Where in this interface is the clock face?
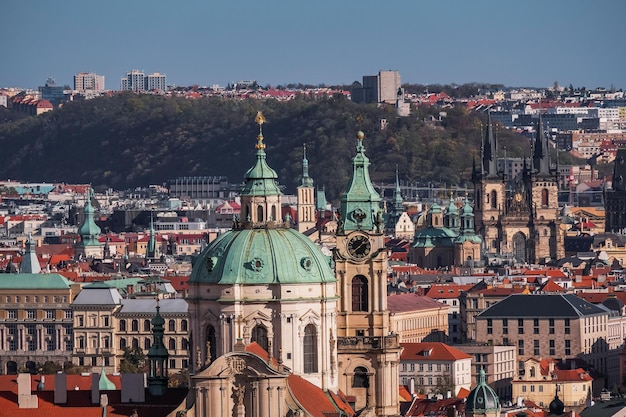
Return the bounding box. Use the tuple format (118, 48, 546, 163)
(347, 234, 371, 259)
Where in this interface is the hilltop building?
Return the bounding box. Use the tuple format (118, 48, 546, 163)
(74, 72, 105, 93)
(472, 113, 564, 264)
(352, 70, 401, 104)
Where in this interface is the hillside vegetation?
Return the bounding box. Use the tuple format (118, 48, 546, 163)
(0, 93, 535, 201)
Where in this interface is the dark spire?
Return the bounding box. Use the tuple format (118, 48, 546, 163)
(482, 112, 498, 177)
(147, 301, 169, 396)
(301, 144, 314, 187)
(533, 113, 551, 175)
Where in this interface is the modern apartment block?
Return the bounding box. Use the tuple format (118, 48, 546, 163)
(120, 70, 167, 92)
(74, 72, 105, 93)
(353, 70, 401, 104)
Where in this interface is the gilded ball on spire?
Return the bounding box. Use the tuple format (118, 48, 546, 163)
(356, 131, 365, 140)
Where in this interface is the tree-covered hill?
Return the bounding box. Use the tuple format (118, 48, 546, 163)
(0, 93, 533, 201)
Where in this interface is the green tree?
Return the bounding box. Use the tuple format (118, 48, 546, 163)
(119, 346, 146, 373)
(64, 361, 88, 375)
(38, 361, 63, 374)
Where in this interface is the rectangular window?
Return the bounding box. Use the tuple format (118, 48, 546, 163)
(503, 338, 509, 346)
(8, 309, 17, 319)
(530, 385, 535, 392)
(565, 340, 571, 356)
(534, 340, 540, 356)
(428, 364, 433, 372)
(103, 316, 110, 327)
(402, 363, 407, 372)
(46, 310, 54, 319)
(522, 385, 527, 393)
(410, 363, 415, 371)
(170, 359, 176, 369)
(549, 340, 555, 356)
(419, 364, 424, 371)
(27, 310, 36, 319)
(78, 315, 84, 327)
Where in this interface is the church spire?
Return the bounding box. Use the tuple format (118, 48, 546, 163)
(393, 165, 403, 211)
(19, 233, 41, 274)
(147, 212, 156, 259)
(339, 126, 382, 232)
(532, 113, 551, 176)
(301, 144, 313, 187)
(239, 112, 282, 226)
(482, 112, 498, 177)
(147, 301, 169, 396)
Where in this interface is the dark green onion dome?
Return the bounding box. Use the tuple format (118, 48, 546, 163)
(189, 111, 334, 285)
(549, 395, 565, 415)
(189, 227, 335, 284)
(465, 368, 500, 414)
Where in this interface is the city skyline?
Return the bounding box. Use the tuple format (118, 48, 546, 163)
(2, 0, 626, 91)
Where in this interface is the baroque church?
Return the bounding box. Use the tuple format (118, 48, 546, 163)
(187, 114, 400, 417)
(472, 113, 564, 264)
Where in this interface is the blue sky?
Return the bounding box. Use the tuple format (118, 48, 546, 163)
(2, 0, 625, 90)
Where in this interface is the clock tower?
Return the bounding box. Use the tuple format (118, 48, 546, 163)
(335, 129, 401, 417)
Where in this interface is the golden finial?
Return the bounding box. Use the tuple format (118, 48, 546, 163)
(355, 114, 365, 141)
(255, 111, 266, 149)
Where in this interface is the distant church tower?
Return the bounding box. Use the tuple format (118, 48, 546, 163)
(334, 129, 401, 416)
(472, 113, 505, 254)
(472, 114, 563, 263)
(605, 148, 626, 233)
(297, 144, 316, 233)
(74, 189, 103, 259)
(147, 214, 157, 259)
(20, 234, 41, 274)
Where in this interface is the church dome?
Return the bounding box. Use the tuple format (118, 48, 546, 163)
(465, 368, 500, 414)
(189, 227, 335, 285)
(548, 395, 565, 415)
(190, 112, 334, 286)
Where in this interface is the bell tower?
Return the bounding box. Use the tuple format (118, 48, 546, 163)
(334, 127, 401, 416)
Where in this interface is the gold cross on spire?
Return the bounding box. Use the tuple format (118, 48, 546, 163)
(255, 111, 266, 149)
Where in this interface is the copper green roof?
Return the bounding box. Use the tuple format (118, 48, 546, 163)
(412, 226, 457, 247)
(465, 368, 500, 413)
(99, 367, 116, 390)
(0, 273, 72, 289)
(240, 129, 281, 197)
(299, 144, 314, 188)
(77, 191, 102, 246)
(189, 227, 335, 285)
(339, 131, 382, 232)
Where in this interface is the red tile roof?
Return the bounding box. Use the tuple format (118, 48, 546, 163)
(425, 284, 473, 299)
(288, 374, 354, 417)
(400, 342, 472, 361)
(405, 397, 465, 416)
(387, 293, 448, 313)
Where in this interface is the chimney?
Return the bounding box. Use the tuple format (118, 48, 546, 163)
(54, 373, 67, 404)
(17, 373, 38, 408)
(91, 373, 100, 404)
(410, 378, 415, 396)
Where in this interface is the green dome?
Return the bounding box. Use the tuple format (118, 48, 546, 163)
(466, 368, 500, 414)
(412, 226, 457, 247)
(189, 227, 335, 285)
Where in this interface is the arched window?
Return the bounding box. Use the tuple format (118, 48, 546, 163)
(351, 275, 368, 312)
(513, 232, 527, 262)
(303, 324, 318, 373)
(541, 188, 549, 207)
(144, 338, 151, 350)
(206, 325, 217, 363)
(530, 366, 536, 377)
(257, 205, 264, 223)
(271, 205, 277, 222)
(490, 190, 497, 209)
(353, 366, 369, 388)
(103, 337, 110, 349)
(182, 338, 189, 350)
(169, 320, 176, 332)
(181, 320, 188, 332)
(131, 320, 138, 332)
(251, 325, 269, 352)
(169, 338, 176, 350)
(120, 338, 127, 350)
(132, 338, 139, 349)
(144, 319, 151, 332)
(120, 320, 127, 332)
